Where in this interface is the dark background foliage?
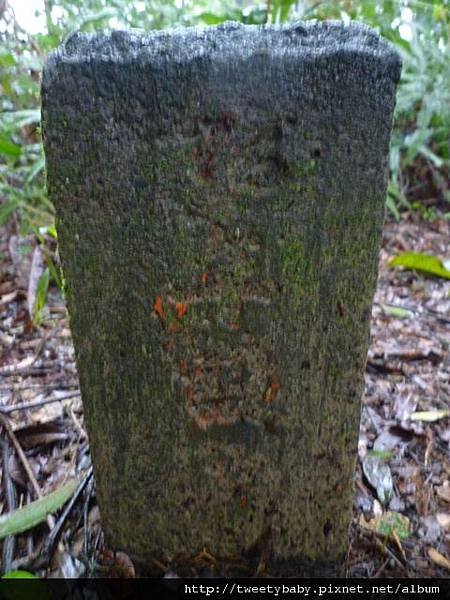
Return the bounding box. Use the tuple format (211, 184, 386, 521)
(0, 0, 449, 235)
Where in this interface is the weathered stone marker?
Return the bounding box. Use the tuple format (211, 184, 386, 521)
(42, 22, 400, 575)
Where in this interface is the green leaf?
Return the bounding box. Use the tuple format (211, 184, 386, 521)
(0, 53, 16, 67)
(0, 135, 22, 158)
(271, 0, 296, 22)
(47, 225, 57, 239)
(389, 252, 450, 280)
(0, 478, 79, 540)
(0, 199, 19, 226)
(25, 156, 45, 184)
(2, 571, 38, 579)
(197, 12, 230, 25)
(38, 225, 57, 240)
(79, 8, 118, 29)
(381, 304, 415, 319)
(385, 194, 400, 220)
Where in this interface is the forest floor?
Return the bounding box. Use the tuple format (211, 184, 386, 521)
(0, 212, 449, 578)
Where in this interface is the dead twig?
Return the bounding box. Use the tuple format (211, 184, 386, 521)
(0, 391, 80, 414)
(31, 467, 93, 571)
(374, 301, 450, 324)
(0, 415, 42, 500)
(70, 407, 85, 439)
(0, 367, 54, 377)
(374, 537, 408, 574)
(8, 472, 91, 573)
(358, 527, 411, 576)
(373, 556, 390, 578)
(83, 477, 95, 557)
(0, 412, 58, 541)
(0, 334, 47, 376)
(1, 438, 17, 572)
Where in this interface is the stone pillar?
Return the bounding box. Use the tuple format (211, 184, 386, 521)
(42, 22, 400, 575)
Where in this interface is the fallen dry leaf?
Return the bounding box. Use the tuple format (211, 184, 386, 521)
(436, 486, 450, 503)
(363, 454, 393, 504)
(428, 547, 450, 571)
(436, 513, 450, 530)
(410, 410, 449, 422)
(8, 234, 35, 289)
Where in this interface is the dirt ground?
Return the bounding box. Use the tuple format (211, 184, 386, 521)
(0, 212, 449, 578)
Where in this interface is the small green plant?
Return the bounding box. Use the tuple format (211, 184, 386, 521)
(0, 0, 448, 231)
(33, 267, 50, 325)
(377, 511, 410, 540)
(2, 571, 38, 579)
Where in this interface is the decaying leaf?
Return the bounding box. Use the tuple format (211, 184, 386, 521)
(0, 355, 35, 375)
(363, 454, 393, 504)
(373, 426, 413, 453)
(436, 485, 450, 503)
(436, 513, 450, 530)
(410, 410, 449, 422)
(389, 252, 450, 280)
(393, 393, 418, 422)
(8, 235, 35, 289)
(27, 245, 45, 321)
(428, 548, 450, 571)
(15, 420, 70, 450)
(98, 549, 136, 578)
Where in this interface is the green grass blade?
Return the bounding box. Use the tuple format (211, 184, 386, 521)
(0, 478, 80, 540)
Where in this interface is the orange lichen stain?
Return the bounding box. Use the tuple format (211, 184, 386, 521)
(183, 384, 194, 402)
(214, 463, 225, 485)
(194, 365, 204, 378)
(162, 340, 173, 353)
(169, 321, 181, 333)
(153, 295, 166, 320)
(192, 549, 217, 566)
(187, 406, 238, 431)
(337, 300, 347, 317)
(264, 374, 281, 403)
(180, 360, 188, 375)
(175, 302, 188, 320)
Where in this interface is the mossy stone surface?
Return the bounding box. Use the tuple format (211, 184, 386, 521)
(41, 22, 400, 575)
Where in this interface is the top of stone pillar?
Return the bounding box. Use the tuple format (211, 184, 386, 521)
(44, 21, 401, 83)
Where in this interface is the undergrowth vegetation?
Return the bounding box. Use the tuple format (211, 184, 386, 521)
(0, 0, 448, 232)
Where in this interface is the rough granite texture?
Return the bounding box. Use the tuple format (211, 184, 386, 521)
(41, 22, 401, 575)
